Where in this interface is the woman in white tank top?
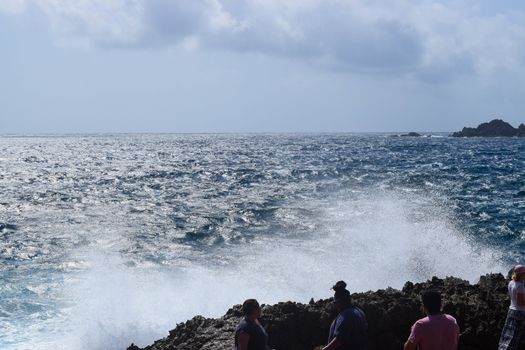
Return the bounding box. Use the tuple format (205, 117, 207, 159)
(498, 265, 525, 350)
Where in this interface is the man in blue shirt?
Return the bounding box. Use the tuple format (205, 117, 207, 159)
(323, 281, 368, 350)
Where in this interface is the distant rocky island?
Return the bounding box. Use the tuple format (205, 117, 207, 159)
(128, 274, 509, 350)
(401, 132, 422, 137)
(451, 119, 525, 137)
(390, 132, 425, 137)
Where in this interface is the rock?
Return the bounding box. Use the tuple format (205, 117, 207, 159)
(518, 123, 525, 137)
(0, 223, 17, 231)
(400, 132, 422, 137)
(128, 274, 510, 350)
(451, 119, 523, 137)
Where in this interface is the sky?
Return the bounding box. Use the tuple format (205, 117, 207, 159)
(2, 0, 525, 133)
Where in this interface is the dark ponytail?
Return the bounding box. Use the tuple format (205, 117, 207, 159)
(332, 280, 351, 303)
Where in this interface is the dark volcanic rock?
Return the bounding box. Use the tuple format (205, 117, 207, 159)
(0, 222, 17, 231)
(518, 123, 525, 137)
(451, 119, 523, 137)
(400, 132, 422, 137)
(128, 274, 509, 350)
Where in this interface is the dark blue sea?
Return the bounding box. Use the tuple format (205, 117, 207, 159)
(1, 134, 524, 349)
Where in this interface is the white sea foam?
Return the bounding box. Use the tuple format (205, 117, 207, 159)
(5, 190, 506, 350)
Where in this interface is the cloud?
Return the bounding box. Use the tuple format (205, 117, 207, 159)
(0, 0, 27, 14)
(11, 0, 525, 80)
(31, 0, 145, 47)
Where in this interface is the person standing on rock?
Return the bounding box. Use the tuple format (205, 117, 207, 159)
(404, 290, 459, 350)
(498, 265, 525, 350)
(322, 281, 368, 350)
(234, 299, 270, 350)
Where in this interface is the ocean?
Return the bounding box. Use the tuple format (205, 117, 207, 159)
(0, 134, 523, 349)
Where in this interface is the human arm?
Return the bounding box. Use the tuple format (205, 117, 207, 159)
(323, 313, 350, 350)
(404, 321, 420, 350)
(322, 337, 343, 350)
(237, 332, 250, 350)
(517, 292, 525, 306)
(404, 340, 417, 350)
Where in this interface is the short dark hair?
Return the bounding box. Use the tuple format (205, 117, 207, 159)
(242, 299, 260, 316)
(421, 290, 442, 314)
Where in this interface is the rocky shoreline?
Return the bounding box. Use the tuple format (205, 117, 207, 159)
(128, 274, 510, 350)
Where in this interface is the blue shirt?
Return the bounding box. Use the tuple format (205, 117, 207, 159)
(234, 317, 269, 350)
(328, 305, 368, 350)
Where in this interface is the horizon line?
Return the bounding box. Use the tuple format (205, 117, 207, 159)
(0, 131, 454, 136)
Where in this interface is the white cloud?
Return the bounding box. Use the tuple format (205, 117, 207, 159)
(0, 0, 27, 14)
(11, 0, 525, 80)
(34, 0, 145, 46)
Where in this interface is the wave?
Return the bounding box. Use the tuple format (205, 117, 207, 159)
(3, 190, 506, 350)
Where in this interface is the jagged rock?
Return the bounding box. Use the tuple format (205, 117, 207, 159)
(451, 119, 523, 137)
(518, 123, 525, 137)
(128, 274, 510, 350)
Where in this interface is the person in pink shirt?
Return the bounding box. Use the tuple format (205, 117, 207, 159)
(404, 290, 459, 350)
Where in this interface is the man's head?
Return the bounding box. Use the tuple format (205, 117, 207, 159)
(421, 290, 442, 315)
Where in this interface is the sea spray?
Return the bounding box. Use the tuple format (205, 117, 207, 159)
(1, 134, 521, 350)
(13, 190, 504, 350)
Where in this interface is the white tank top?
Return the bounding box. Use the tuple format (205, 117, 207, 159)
(509, 280, 525, 311)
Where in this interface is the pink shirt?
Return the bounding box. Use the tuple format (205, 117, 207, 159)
(408, 314, 459, 350)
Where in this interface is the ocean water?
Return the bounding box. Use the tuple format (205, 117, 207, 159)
(0, 134, 524, 349)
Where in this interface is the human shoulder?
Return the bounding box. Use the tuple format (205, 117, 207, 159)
(443, 314, 459, 326)
(413, 316, 430, 326)
(510, 280, 525, 287)
(443, 314, 460, 334)
(340, 305, 366, 320)
(408, 317, 430, 344)
(510, 280, 525, 293)
(410, 316, 430, 334)
(236, 318, 252, 332)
